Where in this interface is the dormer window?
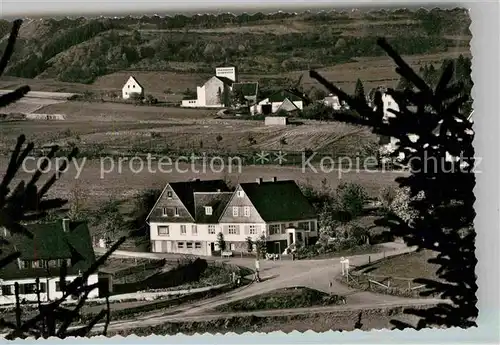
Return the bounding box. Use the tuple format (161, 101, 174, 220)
(205, 206, 213, 215)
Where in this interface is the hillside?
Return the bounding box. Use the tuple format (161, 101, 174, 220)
(0, 8, 471, 89)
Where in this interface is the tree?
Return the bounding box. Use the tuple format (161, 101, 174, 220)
(310, 37, 476, 329)
(0, 19, 124, 339)
(354, 78, 366, 102)
(255, 234, 267, 259)
(246, 237, 254, 253)
(216, 232, 226, 253)
(88, 199, 126, 247)
(67, 181, 88, 221)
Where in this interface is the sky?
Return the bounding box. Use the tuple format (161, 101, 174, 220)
(0, 0, 459, 19)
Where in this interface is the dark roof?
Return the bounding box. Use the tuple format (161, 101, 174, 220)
(0, 220, 96, 280)
(215, 76, 235, 86)
(193, 192, 233, 223)
(232, 82, 258, 97)
(239, 180, 317, 222)
(170, 179, 231, 217)
(268, 89, 306, 103)
(129, 76, 144, 90)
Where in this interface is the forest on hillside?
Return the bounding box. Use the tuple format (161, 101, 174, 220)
(0, 8, 471, 84)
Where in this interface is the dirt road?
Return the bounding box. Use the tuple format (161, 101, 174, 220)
(87, 244, 446, 334)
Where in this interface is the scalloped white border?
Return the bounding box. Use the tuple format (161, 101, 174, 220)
(1, 1, 498, 344)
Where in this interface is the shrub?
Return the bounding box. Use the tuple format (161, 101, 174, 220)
(335, 182, 368, 219)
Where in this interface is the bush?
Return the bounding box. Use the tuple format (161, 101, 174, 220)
(335, 182, 368, 219)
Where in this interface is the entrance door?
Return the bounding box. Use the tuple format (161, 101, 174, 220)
(274, 242, 281, 254)
(288, 233, 294, 245)
(210, 242, 215, 253)
(165, 241, 172, 252)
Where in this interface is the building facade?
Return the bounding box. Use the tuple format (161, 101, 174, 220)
(0, 220, 99, 305)
(250, 89, 306, 115)
(122, 76, 144, 100)
(147, 178, 318, 256)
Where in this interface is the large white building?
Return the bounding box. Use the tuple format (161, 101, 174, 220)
(122, 76, 144, 100)
(147, 178, 318, 256)
(0, 219, 99, 305)
(181, 67, 258, 108)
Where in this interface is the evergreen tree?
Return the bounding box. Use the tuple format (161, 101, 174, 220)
(354, 78, 366, 101)
(310, 37, 477, 329)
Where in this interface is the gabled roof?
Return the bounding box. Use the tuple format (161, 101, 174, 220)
(239, 180, 317, 222)
(167, 179, 230, 218)
(125, 76, 144, 90)
(268, 89, 306, 103)
(193, 192, 233, 223)
(215, 76, 235, 86)
(276, 98, 300, 113)
(0, 220, 96, 280)
(232, 82, 259, 97)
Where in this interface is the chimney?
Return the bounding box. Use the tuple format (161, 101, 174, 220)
(272, 177, 277, 182)
(256, 177, 263, 184)
(62, 218, 70, 232)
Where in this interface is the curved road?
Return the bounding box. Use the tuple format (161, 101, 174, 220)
(88, 243, 446, 334)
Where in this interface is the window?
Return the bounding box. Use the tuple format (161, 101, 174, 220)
(1, 285, 13, 295)
(128, 85, 130, 88)
(244, 206, 250, 217)
(237, 190, 244, 198)
(310, 221, 316, 231)
(249, 225, 257, 235)
(269, 224, 281, 235)
(192, 225, 198, 235)
(230, 243, 236, 250)
(180, 225, 186, 235)
(158, 226, 169, 236)
(195, 242, 201, 249)
(162, 207, 168, 216)
(32, 260, 40, 268)
(174, 207, 179, 216)
(299, 222, 310, 231)
(125, 92, 128, 95)
(178, 242, 184, 248)
(55, 280, 70, 292)
(167, 191, 173, 199)
(19, 283, 36, 295)
(205, 206, 213, 215)
(228, 225, 237, 235)
(232, 207, 239, 217)
(186, 242, 193, 249)
(208, 225, 216, 234)
(132, 84, 135, 88)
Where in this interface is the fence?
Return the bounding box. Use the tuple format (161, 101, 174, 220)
(342, 271, 428, 298)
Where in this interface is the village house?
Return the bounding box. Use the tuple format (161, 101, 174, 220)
(250, 89, 308, 116)
(122, 76, 144, 100)
(320, 94, 342, 110)
(147, 178, 318, 256)
(0, 219, 99, 305)
(181, 67, 259, 108)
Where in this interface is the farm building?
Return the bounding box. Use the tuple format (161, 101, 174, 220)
(231, 82, 259, 105)
(0, 219, 99, 305)
(122, 76, 144, 100)
(265, 116, 288, 126)
(320, 94, 342, 110)
(182, 66, 238, 108)
(250, 89, 307, 116)
(146, 178, 318, 257)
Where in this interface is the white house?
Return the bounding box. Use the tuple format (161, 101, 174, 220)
(146, 178, 318, 256)
(122, 76, 144, 100)
(182, 67, 239, 108)
(250, 89, 306, 116)
(0, 219, 99, 305)
(321, 94, 342, 110)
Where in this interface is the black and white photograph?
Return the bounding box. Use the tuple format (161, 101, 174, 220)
(0, 3, 486, 340)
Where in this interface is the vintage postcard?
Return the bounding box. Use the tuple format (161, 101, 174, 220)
(0, 5, 477, 339)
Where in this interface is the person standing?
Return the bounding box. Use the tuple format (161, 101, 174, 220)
(255, 259, 261, 282)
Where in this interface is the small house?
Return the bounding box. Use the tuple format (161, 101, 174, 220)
(250, 89, 307, 116)
(0, 219, 99, 305)
(122, 76, 144, 100)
